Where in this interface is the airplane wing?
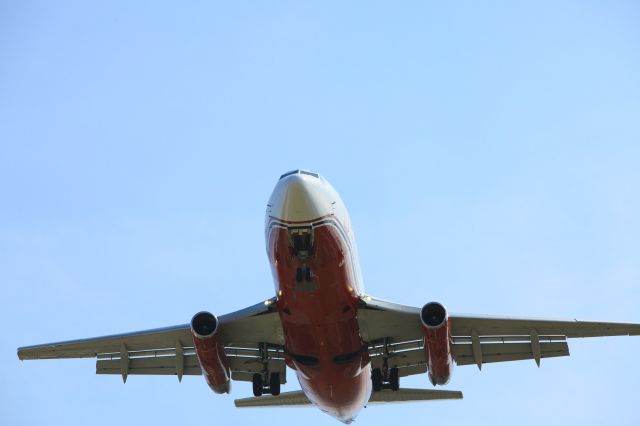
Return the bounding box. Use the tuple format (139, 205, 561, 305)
(358, 296, 640, 375)
(17, 298, 286, 383)
(234, 388, 463, 408)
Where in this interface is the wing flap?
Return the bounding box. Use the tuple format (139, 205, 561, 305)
(97, 355, 202, 376)
(95, 347, 287, 382)
(368, 340, 569, 372)
(369, 346, 428, 377)
(370, 347, 425, 369)
(453, 341, 569, 366)
(96, 347, 287, 384)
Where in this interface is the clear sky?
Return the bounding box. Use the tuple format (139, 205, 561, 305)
(2, 1, 639, 425)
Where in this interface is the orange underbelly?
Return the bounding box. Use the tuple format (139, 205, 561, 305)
(268, 223, 371, 421)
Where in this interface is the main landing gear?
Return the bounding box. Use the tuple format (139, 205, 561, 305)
(252, 372, 281, 397)
(252, 343, 281, 397)
(371, 367, 400, 392)
(371, 338, 400, 392)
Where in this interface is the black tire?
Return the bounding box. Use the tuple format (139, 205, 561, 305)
(371, 368, 383, 392)
(389, 367, 400, 391)
(270, 373, 281, 396)
(295, 268, 303, 283)
(252, 373, 263, 397)
(305, 267, 312, 282)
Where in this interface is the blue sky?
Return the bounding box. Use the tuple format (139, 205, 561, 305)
(2, 1, 639, 425)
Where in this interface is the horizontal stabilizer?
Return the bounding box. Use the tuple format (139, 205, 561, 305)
(235, 391, 310, 407)
(234, 388, 463, 408)
(369, 388, 463, 404)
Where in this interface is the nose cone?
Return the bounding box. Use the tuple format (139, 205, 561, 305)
(268, 172, 333, 222)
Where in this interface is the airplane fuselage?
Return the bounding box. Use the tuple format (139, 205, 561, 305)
(265, 171, 371, 423)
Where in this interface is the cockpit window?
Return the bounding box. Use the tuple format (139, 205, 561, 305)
(279, 170, 299, 180)
(300, 170, 319, 178)
(279, 169, 320, 180)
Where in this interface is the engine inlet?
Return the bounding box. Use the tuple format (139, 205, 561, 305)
(420, 302, 447, 328)
(191, 311, 219, 338)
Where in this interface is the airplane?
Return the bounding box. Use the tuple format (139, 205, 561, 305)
(18, 169, 640, 424)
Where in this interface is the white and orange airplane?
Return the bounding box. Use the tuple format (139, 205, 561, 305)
(18, 170, 640, 423)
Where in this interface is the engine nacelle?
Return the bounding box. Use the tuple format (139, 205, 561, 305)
(420, 302, 453, 386)
(191, 311, 231, 394)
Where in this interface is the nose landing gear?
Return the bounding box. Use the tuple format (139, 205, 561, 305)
(290, 228, 313, 259)
(295, 267, 313, 283)
(291, 227, 316, 292)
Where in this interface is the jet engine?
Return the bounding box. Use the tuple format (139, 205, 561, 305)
(191, 311, 231, 394)
(420, 302, 453, 386)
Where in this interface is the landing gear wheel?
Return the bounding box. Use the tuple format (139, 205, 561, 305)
(295, 268, 303, 283)
(371, 368, 383, 392)
(270, 373, 281, 396)
(252, 373, 263, 397)
(389, 367, 400, 391)
(304, 267, 312, 282)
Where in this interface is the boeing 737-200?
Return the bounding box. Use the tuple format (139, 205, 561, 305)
(17, 170, 640, 423)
